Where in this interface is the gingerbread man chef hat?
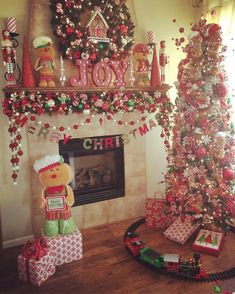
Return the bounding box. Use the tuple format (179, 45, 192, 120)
(33, 154, 63, 173)
(33, 36, 53, 48)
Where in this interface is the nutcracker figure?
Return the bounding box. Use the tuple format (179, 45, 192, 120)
(159, 40, 168, 84)
(1, 30, 16, 86)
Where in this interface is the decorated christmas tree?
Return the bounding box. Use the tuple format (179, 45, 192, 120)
(165, 20, 234, 231)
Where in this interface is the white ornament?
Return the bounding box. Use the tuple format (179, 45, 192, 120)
(83, 109, 90, 115)
(47, 99, 55, 107)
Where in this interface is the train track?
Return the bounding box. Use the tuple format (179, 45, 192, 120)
(124, 217, 235, 282)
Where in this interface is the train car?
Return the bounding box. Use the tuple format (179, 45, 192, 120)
(125, 232, 144, 256)
(163, 254, 179, 272)
(124, 230, 208, 280)
(139, 247, 164, 268)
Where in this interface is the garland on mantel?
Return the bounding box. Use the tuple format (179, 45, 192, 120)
(2, 88, 174, 184)
(2, 89, 171, 116)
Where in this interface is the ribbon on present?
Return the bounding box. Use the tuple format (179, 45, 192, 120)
(22, 238, 48, 261)
(225, 196, 235, 215)
(22, 238, 48, 283)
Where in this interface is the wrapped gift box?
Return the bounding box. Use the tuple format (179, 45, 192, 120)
(164, 216, 200, 245)
(226, 198, 235, 216)
(45, 229, 83, 266)
(192, 229, 224, 257)
(145, 195, 173, 229)
(18, 251, 55, 286)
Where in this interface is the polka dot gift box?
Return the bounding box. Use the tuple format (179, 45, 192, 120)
(164, 216, 200, 245)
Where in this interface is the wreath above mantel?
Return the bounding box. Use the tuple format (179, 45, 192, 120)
(49, 0, 135, 63)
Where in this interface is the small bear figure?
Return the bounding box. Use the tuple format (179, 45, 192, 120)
(33, 36, 56, 87)
(33, 154, 76, 237)
(133, 43, 150, 86)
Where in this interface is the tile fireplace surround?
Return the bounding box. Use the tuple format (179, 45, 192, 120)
(29, 111, 147, 236)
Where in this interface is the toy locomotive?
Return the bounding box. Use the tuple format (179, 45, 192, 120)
(124, 232, 208, 280)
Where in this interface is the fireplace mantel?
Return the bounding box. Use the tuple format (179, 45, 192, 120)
(3, 85, 170, 94)
(2, 85, 171, 117)
(2, 84, 173, 185)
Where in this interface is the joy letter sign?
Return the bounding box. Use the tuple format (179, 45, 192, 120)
(69, 59, 130, 88)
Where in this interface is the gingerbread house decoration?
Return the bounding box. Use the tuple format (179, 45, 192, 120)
(86, 6, 109, 43)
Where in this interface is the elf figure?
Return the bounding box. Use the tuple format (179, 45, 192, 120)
(33, 154, 76, 237)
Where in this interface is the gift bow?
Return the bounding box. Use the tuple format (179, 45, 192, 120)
(22, 238, 48, 261)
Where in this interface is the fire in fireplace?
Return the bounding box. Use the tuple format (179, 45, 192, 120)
(59, 135, 125, 206)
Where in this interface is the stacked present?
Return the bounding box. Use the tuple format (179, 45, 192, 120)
(45, 229, 83, 266)
(164, 216, 200, 245)
(18, 238, 56, 287)
(18, 229, 83, 287)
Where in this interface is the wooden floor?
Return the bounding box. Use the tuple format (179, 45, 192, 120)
(0, 218, 235, 294)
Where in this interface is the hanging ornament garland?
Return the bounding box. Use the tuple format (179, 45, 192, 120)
(2, 89, 171, 116)
(49, 0, 135, 63)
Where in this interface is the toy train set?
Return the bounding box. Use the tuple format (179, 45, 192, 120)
(124, 218, 235, 282)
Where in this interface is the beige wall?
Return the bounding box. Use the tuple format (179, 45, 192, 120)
(0, 0, 199, 247)
(133, 0, 196, 197)
(0, 0, 34, 248)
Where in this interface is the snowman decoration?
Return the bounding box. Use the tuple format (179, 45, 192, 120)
(33, 154, 76, 237)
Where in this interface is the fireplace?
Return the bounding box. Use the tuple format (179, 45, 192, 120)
(59, 135, 125, 206)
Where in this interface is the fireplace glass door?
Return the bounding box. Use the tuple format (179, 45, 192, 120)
(59, 135, 125, 206)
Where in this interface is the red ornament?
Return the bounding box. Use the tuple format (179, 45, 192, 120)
(59, 126, 65, 132)
(223, 168, 234, 181)
(16, 134, 22, 141)
(66, 26, 75, 35)
(102, 102, 109, 111)
(18, 150, 23, 156)
(76, 30, 83, 38)
(213, 83, 228, 98)
(112, 52, 119, 60)
(179, 27, 184, 33)
(12, 173, 17, 180)
(195, 146, 207, 158)
(65, 0, 73, 9)
(90, 53, 97, 62)
(73, 50, 81, 60)
(119, 25, 128, 34)
(73, 124, 78, 129)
